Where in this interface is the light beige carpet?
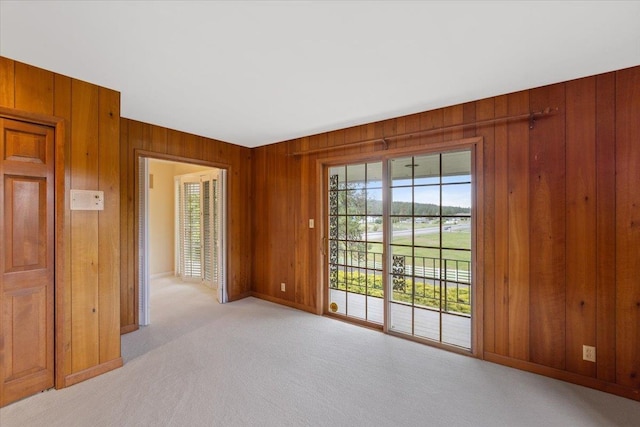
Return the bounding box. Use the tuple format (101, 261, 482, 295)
(1, 277, 639, 426)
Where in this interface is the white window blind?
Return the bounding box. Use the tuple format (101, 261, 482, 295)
(176, 173, 219, 288)
(181, 181, 202, 279)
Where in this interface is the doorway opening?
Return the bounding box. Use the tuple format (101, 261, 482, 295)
(138, 157, 227, 326)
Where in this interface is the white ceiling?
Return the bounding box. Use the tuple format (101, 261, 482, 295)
(1, 1, 639, 148)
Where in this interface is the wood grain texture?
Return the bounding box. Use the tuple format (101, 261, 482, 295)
(149, 125, 168, 154)
(476, 97, 496, 354)
(420, 109, 444, 146)
(97, 87, 121, 363)
(15, 62, 54, 116)
(70, 79, 100, 372)
(443, 105, 464, 142)
(251, 146, 267, 296)
(565, 77, 597, 376)
(595, 72, 616, 383)
(0, 57, 15, 108)
(463, 102, 477, 139)
(506, 91, 530, 361)
(529, 84, 566, 369)
(492, 95, 510, 356)
(615, 67, 640, 390)
(53, 73, 73, 385)
(119, 119, 134, 333)
(294, 137, 311, 307)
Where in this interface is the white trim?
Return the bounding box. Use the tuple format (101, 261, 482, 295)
(217, 169, 228, 303)
(139, 157, 150, 326)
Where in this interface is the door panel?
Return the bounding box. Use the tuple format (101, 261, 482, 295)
(327, 162, 384, 324)
(4, 177, 47, 272)
(0, 118, 54, 407)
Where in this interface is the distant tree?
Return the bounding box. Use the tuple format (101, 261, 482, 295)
(337, 186, 368, 261)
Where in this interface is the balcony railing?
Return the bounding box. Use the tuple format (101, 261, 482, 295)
(330, 250, 471, 317)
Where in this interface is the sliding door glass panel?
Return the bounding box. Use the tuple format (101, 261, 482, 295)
(388, 150, 472, 349)
(328, 162, 383, 324)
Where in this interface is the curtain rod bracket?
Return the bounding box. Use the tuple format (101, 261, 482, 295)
(382, 138, 389, 150)
(530, 107, 557, 129)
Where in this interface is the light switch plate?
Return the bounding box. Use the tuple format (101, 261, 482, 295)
(71, 189, 104, 211)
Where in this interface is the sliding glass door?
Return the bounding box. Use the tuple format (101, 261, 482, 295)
(327, 162, 384, 323)
(326, 148, 473, 350)
(388, 151, 472, 348)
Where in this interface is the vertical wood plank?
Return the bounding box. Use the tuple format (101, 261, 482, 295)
(14, 62, 54, 115)
(506, 91, 530, 361)
(53, 73, 72, 383)
(275, 143, 292, 299)
(295, 137, 310, 307)
(399, 113, 421, 151)
(70, 80, 100, 372)
(595, 73, 616, 383)
(181, 133, 203, 159)
(615, 67, 640, 390)
(0, 57, 15, 108)
(421, 109, 444, 145)
(476, 98, 496, 354)
(463, 102, 477, 138)
(127, 120, 137, 327)
(443, 104, 464, 141)
(288, 143, 300, 302)
(251, 146, 267, 296)
(565, 77, 597, 376)
(493, 95, 510, 356)
(166, 129, 183, 157)
(98, 88, 120, 363)
(393, 117, 406, 150)
(529, 83, 566, 369)
(149, 125, 168, 154)
(119, 119, 132, 332)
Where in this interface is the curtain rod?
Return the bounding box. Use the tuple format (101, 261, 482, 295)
(288, 107, 558, 156)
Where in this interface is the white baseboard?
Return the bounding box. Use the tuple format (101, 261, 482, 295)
(150, 271, 175, 280)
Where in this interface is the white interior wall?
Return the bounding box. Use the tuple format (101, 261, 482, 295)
(148, 159, 218, 276)
(148, 161, 176, 276)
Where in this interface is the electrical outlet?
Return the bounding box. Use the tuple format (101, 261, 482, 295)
(280, 283, 286, 292)
(309, 219, 314, 228)
(583, 345, 596, 362)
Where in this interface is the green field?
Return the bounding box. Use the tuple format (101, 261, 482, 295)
(391, 231, 471, 266)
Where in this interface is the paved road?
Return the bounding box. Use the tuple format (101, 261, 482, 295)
(367, 223, 470, 240)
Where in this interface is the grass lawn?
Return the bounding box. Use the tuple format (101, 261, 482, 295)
(391, 231, 471, 264)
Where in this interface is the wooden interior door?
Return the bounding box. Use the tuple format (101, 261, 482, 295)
(0, 118, 55, 407)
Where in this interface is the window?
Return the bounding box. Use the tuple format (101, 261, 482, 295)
(175, 173, 219, 287)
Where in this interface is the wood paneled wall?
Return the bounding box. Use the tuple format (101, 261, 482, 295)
(119, 119, 252, 333)
(250, 65, 640, 401)
(0, 57, 122, 386)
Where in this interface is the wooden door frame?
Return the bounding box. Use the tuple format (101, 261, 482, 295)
(0, 106, 67, 389)
(132, 150, 231, 328)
